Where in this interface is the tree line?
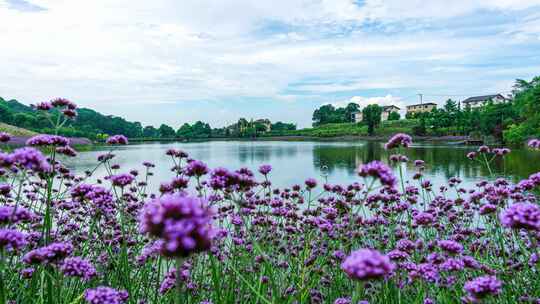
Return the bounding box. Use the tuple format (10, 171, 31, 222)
(309, 76, 540, 144)
(0, 97, 296, 140)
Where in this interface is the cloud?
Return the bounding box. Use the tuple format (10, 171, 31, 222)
(0, 0, 539, 127)
(332, 95, 405, 111)
(5, 0, 46, 12)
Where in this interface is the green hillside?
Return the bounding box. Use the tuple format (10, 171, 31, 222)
(0, 122, 37, 137)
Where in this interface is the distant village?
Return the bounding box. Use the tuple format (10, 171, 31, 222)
(351, 94, 508, 123)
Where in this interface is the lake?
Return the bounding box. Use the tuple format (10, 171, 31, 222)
(62, 140, 540, 191)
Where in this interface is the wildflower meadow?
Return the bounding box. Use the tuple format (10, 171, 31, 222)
(2, 99, 540, 304)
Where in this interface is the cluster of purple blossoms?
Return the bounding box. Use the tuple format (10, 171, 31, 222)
(0, 132, 11, 143)
(26, 134, 69, 146)
(71, 184, 115, 215)
(0, 206, 35, 224)
(492, 148, 511, 156)
(7, 147, 51, 172)
(56, 146, 77, 157)
(500, 203, 540, 231)
(184, 160, 209, 177)
(139, 193, 214, 257)
(109, 173, 135, 188)
(50, 97, 77, 110)
(305, 178, 317, 189)
(23, 242, 73, 265)
(258, 164, 272, 175)
(438, 240, 463, 254)
(341, 249, 395, 281)
(384, 133, 412, 150)
(60, 257, 97, 281)
(528, 138, 540, 149)
(84, 287, 128, 304)
(0, 229, 27, 251)
(106, 135, 129, 145)
(166, 149, 188, 158)
(358, 161, 397, 188)
(464, 276, 502, 299)
(33, 101, 53, 111)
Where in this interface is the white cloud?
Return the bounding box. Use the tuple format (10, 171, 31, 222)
(0, 0, 539, 127)
(331, 94, 406, 114)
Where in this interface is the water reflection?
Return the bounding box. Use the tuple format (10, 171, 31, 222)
(62, 140, 540, 191)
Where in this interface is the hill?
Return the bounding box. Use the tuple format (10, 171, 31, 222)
(0, 122, 37, 137)
(0, 97, 144, 140)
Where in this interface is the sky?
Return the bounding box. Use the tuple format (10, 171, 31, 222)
(1, 0, 540, 128)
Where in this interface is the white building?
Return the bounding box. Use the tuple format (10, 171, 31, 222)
(462, 94, 507, 108)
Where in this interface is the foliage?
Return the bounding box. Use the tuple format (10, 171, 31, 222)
(362, 104, 382, 135)
(312, 103, 359, 126)
(387, 111, 400, 121)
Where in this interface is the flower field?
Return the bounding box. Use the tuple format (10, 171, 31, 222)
(2, 100, 540, 303)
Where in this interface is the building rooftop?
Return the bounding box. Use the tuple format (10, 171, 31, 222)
(406, 102, 437, 108)
(462, 94, 506, 104)
(383, 105, 400, 110)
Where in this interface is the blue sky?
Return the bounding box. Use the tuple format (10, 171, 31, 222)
(1, 0, 540, 128)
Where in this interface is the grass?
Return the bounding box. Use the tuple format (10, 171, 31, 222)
(0, 122, 37, 137)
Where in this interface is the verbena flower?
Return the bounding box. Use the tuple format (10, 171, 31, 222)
(0, 206, 35, 224)
(139, 193, 214, 257)
(60, 257, 97, 281)
(500, 203, 540, 231)
(23, 242, 73, 265)
(464, 276, 502, 299)
(0, 229, 27, 251)
(258, 164, 272, 175)
(341, 249, 395, 280)
(358, 161, 397, 188)
(9, 147, 51, 172)
(110, 173, 135, 188)
(106, 135, 129, 145)
(84, 286, 128, 304)
(184, 160, 209, 177)
(528, 139, 540, 149)
(0, 132, 11, 143)
(26, 134, 69, 146)
(384, 133, 412, 150)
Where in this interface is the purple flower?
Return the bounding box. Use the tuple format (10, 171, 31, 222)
(464, 276, 502, 299)
(466, 152, 477, 160)
(110, 173, 135, 188)
(60, 257, 97, 281)
(341, 249, 395, 280)
(500, 203, 540, 231)
(358, 161, 396, 188)
(0, 229, 27, 251)
(51, 97, 77, 109)
(438, 240, 463, 254)
(305, 178, 317, 189)
(0, 206, 35, 224)
(184, 160, 209, 177)
(106, 135, 129, 145)
(23, 242, 73, 265)
(56, 146, 77, 157)
(139, 193, 214, 257)
(528, 139, 540, 149)
(9, 147, 51, 172)
(84, 287, 128, 304)
(478, 145, 490, 153)
(384, 133, 412, 150)
(26, 134, 69, 146)
(258, 164, 272, 175)
(33, 101, 53, 111)
(0, 132, 11, 143)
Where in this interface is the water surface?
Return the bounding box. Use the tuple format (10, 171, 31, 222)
(62, 140, 540, 191)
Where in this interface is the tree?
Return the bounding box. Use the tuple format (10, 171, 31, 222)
(362, 104, 382, 136)
(143, 126, 159, 138)
(387, 111, 400, 121)
(158, 124, 176, 138)
(176, 123, 193, 138)
(344, 103, 360, 123)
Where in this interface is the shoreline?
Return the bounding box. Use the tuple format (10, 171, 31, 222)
(128, 135, 472, 143)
